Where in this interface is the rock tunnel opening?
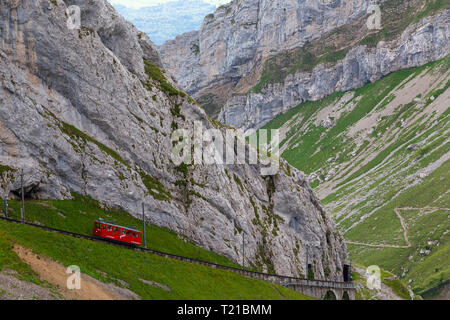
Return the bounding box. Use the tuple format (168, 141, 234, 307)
(10, 182, 41, 200)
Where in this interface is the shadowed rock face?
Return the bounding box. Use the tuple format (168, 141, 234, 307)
(159, 0, 373, 117)
(0, 0, 347, 279)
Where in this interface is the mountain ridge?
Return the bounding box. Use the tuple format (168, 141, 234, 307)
(158, 0, 449, 133)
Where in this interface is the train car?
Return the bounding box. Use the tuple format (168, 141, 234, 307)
(93, 219, 142, 246)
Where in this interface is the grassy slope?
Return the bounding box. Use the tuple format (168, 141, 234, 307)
(351, 263, 413, 300)
(0, 220, 312, 300)
(4, 193, 239, 268)
(347, 161, 450, 295)
(255, 65, 424, 174)
(253, 57, 450, 296)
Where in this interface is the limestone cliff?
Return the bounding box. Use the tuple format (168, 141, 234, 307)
(0, 0, 346, 279)
(159, 0, 373, 117)
(219, 10, 450, 135)
(159, 0, 449, 135)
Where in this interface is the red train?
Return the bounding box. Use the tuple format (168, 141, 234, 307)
(93, 219, 142, 246)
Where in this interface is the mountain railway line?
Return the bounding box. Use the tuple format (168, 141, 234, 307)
(0, 216, 356, 299)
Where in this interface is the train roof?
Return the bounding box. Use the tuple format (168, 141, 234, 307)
(95, 219, 140, 232)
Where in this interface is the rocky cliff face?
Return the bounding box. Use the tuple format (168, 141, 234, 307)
(0, 0, 346, 279)
(159, 0, 449, 135)
(219, 10, 450, 135)
(159, 0, 372, 117)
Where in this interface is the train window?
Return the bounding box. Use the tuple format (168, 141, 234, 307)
(114, 227, 119, 233)
(133, 232, 137, 237)
(126, 231, 132, 236)
(107, 226, 112, 231)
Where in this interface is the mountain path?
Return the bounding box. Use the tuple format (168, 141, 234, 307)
(346, 207, 449, 249)
(13, 244, 139, 300)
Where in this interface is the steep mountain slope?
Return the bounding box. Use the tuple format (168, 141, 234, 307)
(0, 195, 313, 300)
(0, 0, 346, 280)
(156, 0, 449, 298)
(252, 56, 449, 296)
(0, 220, 312, 300)
(4, 194, 241, 267)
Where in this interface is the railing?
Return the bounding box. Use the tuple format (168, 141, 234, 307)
(281, 279, 356, 289)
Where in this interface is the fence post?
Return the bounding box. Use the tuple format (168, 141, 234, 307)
(20, 169, 25, 223)
(242, 232, 245, 270)
(142, 202, 146, 248)
(3, 198, 7, 218)
(306, 245, 309, 279)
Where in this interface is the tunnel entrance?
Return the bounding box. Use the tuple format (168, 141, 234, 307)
(342, 291, 350, 300)
(10, 182, 41, 200)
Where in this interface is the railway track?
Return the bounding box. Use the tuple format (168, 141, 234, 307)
(0, 216, 354, 289)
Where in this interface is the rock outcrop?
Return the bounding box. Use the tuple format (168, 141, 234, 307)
(218, 11, 450, 135)
(159, 0, 373, 117)
(0, 0, 346, 279)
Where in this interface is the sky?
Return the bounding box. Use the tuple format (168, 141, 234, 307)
(109, 0, 232, 9)
(108, 0, 234, 44)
